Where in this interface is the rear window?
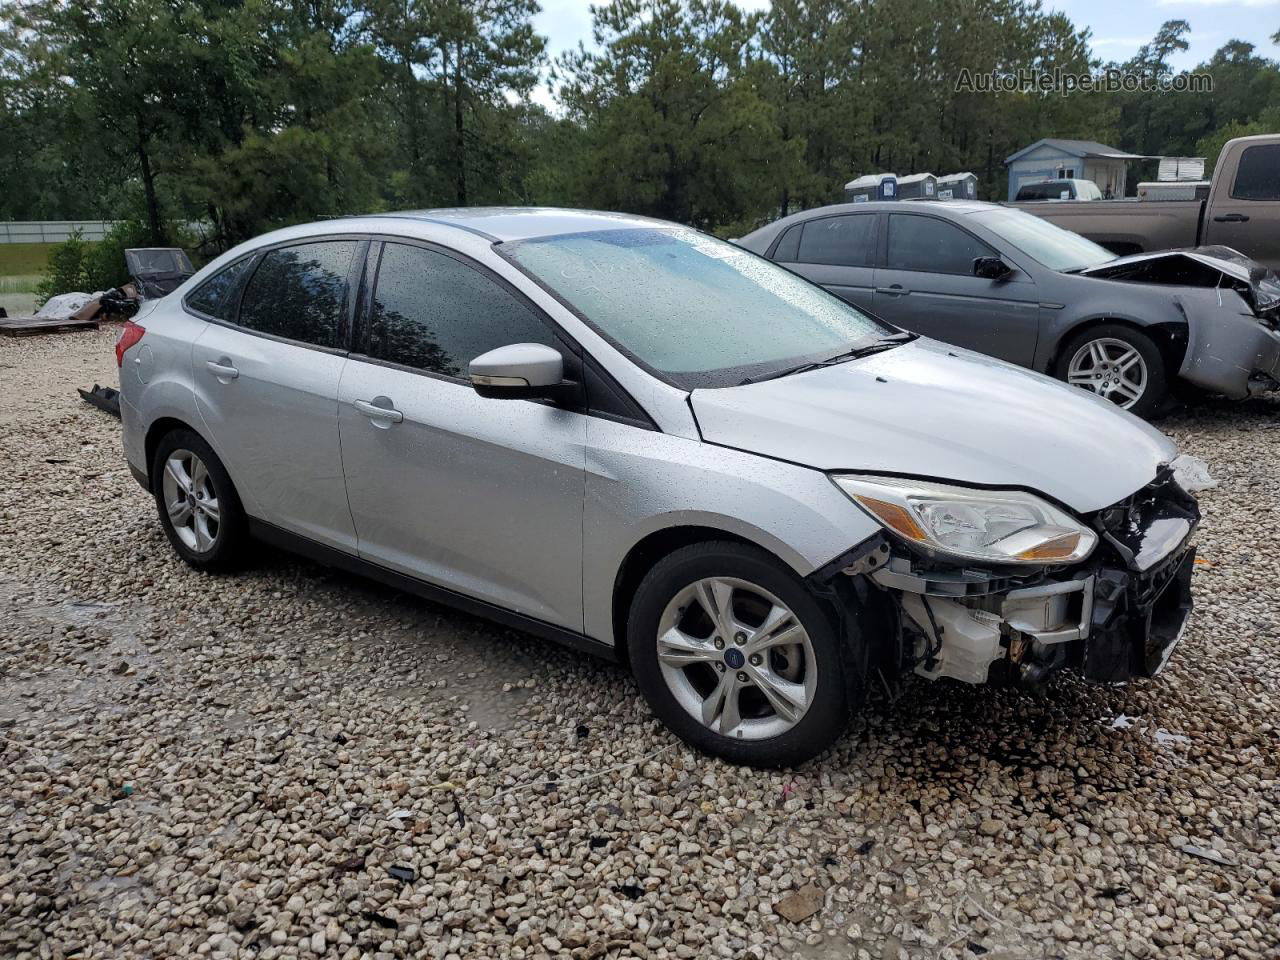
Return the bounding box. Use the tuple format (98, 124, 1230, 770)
(1231, 144, 1280, 201)
(795, 215, 876, 267)
(236, 240, 358, 348)
(185, 257, 253, 321)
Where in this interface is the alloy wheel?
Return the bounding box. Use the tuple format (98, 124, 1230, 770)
(161, 449, 221, 554)
(656, 577, 816, 741)
(1067, 337, 1148, 409)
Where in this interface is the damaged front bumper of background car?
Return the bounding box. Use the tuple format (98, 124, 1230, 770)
(1080, 245, 1280, 399)
(826, 464, 1200, 689)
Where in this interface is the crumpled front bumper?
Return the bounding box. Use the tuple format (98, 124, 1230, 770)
(855, 470, 1199, 687)
(1176, 290, 1280, 398)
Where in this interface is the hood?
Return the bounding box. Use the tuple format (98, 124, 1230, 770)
(690, 339, 1176, 514)
(1080, 245, 1280, 319)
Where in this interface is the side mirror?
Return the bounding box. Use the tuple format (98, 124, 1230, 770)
(469, 342, 565, 400)
(973, 256, 1013, 280)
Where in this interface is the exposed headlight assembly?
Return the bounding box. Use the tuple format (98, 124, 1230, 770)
(832, 475, 1097, 565)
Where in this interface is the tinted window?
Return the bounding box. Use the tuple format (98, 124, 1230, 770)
(237, 241, 356, 348)
(771, 224, 801, 262)
(364, 242, 557, 378)
(1231, 145, 1280, 200)
(185, 257, 253, 320)
(796, 215, 876, 267)
(886, 215, 996, 275)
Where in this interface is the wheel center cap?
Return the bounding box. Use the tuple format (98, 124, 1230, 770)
(723, 648, 745, 670)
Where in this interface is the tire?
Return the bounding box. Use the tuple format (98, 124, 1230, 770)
(151, 428, 249, 572)
(1055, 324, 1168, 419)
(626, 541, 857, 768)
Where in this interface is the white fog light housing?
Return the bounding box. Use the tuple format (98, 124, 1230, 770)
(832, 475, 1098, 565)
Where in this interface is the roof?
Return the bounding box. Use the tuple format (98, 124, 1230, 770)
(369, 207, 672, 242)
(1005, 138, 1144, 165)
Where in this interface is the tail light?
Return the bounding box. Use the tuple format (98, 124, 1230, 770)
(115, 321, 145, 367)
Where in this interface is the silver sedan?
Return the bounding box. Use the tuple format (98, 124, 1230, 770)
(116, 208, 1200, 766)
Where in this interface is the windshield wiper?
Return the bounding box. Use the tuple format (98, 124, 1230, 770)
(739, 332, 915, 386)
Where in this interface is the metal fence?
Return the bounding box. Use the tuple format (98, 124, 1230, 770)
(0, 221, 123, 243)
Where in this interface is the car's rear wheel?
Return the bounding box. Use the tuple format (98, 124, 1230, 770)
(152, 429, 248, 572)
(627, 541, 855, 767)
(1057, 324, 1167, 419)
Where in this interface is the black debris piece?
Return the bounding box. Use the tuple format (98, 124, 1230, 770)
(77, 384, 121, 419)
(615, 883, 645, 900)
(387, 864, 416, 884)
(362, 911, 398, 930)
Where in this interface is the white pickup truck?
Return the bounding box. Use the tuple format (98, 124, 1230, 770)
(1009, 134, 1280, 271)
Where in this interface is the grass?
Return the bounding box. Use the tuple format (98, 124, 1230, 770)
(0, 274, 41, 294)
(0, 242, 58, 277)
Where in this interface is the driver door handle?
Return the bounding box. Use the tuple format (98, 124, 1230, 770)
(353, 398, 403, 423)
(1212, 213, 1249, 223)
(876, 285, 910, 296)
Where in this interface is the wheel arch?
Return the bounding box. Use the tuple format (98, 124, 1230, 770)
(611, 525, 785, 665)
(1048, 314, 1187, 377)
(143, 417, 206, 492)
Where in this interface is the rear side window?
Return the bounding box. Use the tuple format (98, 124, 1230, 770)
(796, 215, 876, 267)
(361, 242, 558, 378)
(885, 215, 996, 275)
(1231, 144, 1280, 200)
(237, 240, 358, 348)
(185, 257, 253, 320)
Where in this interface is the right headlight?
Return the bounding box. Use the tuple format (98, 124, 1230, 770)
(832, 475, 1098, 566)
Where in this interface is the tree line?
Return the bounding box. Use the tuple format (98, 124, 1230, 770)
(2, 0, 1278, 252)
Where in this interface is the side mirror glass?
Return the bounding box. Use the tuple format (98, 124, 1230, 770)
(973, 256, 1013, 280)
(469, 342, 565, 400)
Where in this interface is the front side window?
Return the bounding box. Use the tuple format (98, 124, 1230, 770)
(237, 240, 358, 349)
(796, 215, 876, 267)
(885, 215, 997, 275)
(1231, 144, 1280, 200)
(362, 242, 557, 378)
(504, 227, 890, 389)
(185, 256, 253, 320)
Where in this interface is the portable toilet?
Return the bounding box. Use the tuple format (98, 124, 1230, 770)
(896, 173, 938, 200)
(844, 173, 898, 203)
(937, 172, 978, 201)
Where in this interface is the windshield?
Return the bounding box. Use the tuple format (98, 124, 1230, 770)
(503, 227, 892, 388)
(971, 207, 1115, 272)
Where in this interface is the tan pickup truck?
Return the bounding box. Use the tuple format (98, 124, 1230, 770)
(1009, 134, 1280, 271)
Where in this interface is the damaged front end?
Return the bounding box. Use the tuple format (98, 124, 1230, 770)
(833, 467, 1199, 689)
(1081, 245, 1280, 398)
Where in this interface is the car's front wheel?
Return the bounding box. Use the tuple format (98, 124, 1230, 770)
(1057, 324, 1167, 419)
(152, 429, 248, 572)
(627, 541, 856, 767)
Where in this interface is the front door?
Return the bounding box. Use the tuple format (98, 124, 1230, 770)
(191, 238, 362, 552)
(873, 212, 1041, 366)
(338, 239, 587, 631)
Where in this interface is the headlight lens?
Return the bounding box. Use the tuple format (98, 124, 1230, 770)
(832, 475, 1098, 565)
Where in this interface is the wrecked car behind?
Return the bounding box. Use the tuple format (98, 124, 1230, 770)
(1079, 245, 1280, 399)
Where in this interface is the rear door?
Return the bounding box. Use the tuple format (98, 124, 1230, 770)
(338, 239, 587, 631)
(1203, 141, 1280, 271)
(873, 212, 1041, 366)
(191, 237, 363, 552)
(769, 213, 879, 312)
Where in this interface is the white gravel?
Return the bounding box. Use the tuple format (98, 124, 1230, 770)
(1, 327, 1277, 960)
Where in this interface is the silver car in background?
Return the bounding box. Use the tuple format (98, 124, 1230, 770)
(116, 208, 1200, 767)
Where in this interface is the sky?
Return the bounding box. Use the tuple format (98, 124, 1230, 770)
(532, 0, 1280, 75)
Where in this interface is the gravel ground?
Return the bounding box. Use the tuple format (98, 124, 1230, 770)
(1, 327, 1277, 960)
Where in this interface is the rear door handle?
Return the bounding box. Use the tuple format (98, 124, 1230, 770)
(205, 359, 239, 380)
(876, 285, 910, 295)
(353, 398, 403, 424)
(1212, 213, 1249, 223)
